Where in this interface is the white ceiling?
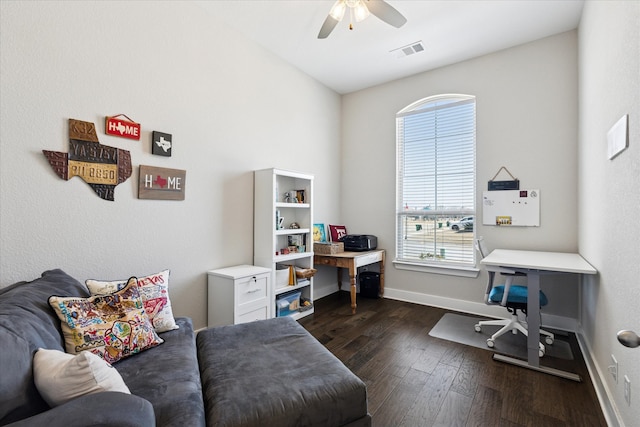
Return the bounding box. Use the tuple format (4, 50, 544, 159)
(196, 0, 584, 94)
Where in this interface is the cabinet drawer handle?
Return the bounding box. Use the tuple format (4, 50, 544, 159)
(247, 288, 261, 294)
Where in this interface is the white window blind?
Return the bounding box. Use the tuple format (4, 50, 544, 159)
(396, 95, 476, 266)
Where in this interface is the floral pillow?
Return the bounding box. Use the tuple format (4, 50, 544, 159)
(86, 269, 178, 333)
(49, 277, 164, 364)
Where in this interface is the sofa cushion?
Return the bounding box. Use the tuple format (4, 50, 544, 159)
(33, 348, 130, 407)
(115, 317, 206, 427)
(0, 269, 90, 424)
(86, 269, 179, 333)
(48, 277, 164, 364)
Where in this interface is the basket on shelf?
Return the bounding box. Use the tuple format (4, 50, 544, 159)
(299, 297, 313, 312)
(295, 268, 317, 279)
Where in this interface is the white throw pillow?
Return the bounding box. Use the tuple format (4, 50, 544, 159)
(33, 348, 130, 407)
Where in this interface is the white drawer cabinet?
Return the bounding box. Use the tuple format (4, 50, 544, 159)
(207, 265, 271, 327)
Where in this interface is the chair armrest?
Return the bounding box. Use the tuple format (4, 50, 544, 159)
(6, 392, 155, 427)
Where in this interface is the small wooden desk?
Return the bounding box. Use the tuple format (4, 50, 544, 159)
(314, 249, 385, 314)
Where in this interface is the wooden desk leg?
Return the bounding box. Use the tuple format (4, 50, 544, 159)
(379, 251, 386, 297)
(349, 263, 357, 314)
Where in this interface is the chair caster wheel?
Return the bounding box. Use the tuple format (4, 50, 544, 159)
(474, 324, 481, 332)
(545, 336, 554, 345)
(539, 344, 546, 357)
(486, 339, 495, 348)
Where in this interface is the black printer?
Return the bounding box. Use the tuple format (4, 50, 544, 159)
(341, 235, 377, 252)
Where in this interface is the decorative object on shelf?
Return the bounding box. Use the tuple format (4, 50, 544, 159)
(289, 222, 300, 229)
(288, 235, 303, 247)
(43, 118, 132, 201)
(284, 191, 298, 203)
(152, 131, 172, 156)
(138, 165, 186, 200)
(299, 297, 313, 312)
(313, 224, 327, 242)
(296, 189, 306, 203)
(295, 268, 317, 279)
(328, 224, 348, 242)
(288, 265, 296, 286)
(105, 114, 141, 140)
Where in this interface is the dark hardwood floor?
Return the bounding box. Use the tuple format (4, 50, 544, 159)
(299, 292, 607, 427)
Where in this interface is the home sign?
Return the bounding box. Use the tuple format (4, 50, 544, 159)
(138, 165, 186, 200)
(105, 114, 141, 140)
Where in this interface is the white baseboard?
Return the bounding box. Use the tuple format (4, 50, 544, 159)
(314, 283, 340, 300)
(383, 287, 578, 332)
(575, 331, 622, 427)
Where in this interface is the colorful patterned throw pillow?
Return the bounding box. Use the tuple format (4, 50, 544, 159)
(86, 269, 178, 332)
(49, 277, 164, 364)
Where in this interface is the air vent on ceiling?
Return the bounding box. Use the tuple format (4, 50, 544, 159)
(391, 41, 425, 58)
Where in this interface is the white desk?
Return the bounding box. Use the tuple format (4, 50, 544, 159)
(481, 249, 597, 381)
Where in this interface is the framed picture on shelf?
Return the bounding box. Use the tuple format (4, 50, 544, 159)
(288, 235, 303, 246)
(313, 224, 327, 242)
(329, 225, 348, 242)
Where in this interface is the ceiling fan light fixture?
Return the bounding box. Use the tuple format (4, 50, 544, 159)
(353, 1, 370, 22)
(329, 1, 347, 21)
(318, 0, 406, 39)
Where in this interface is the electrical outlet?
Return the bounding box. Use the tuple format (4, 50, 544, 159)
(610, 354, 618, 383)
(624, 375, 631, 405)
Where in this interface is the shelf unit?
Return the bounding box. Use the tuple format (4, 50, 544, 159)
(254, 168, 314, 320)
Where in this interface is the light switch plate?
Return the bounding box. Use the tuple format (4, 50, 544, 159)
(607, 114, 628, 160)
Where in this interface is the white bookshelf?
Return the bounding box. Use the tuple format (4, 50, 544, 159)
(254, 168, 314, 320)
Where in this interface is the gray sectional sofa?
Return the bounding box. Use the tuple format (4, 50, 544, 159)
(0, 269, 204, 426)
(0, 269, 371, 426)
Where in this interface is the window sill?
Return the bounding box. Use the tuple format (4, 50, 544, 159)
(393, 259, 480, 278)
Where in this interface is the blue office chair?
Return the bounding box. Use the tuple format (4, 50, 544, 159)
(474, 237, 554, 357)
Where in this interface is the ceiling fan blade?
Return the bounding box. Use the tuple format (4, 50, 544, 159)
(365, 0, 407, 28)
(318, 15, 340, 39)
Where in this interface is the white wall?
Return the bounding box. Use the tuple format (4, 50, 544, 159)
(578, 1, 640, 425)
(340, 31, 581, 323)
(0, 1, 342, 329)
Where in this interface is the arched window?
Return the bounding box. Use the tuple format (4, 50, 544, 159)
(396, 94, 476, 269)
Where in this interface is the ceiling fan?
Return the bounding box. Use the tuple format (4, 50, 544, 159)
(318, 0, 407, 39)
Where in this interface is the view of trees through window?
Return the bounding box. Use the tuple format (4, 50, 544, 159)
(396, 95, 476, 266)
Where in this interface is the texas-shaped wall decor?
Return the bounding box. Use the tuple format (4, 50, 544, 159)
(43, 118, 132, 201)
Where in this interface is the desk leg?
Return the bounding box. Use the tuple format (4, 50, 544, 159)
(337, 267, 342, 291)
(349, 264, 357, 314)
(379, 252, 386, 297)
(492, 270, 582, 382)
(527, 272, 541, 367)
